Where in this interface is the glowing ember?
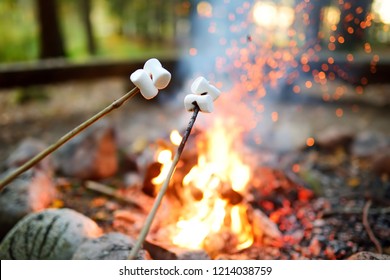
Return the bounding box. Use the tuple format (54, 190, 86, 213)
(197, 1, 213, 18)
(306, 137, 315, 147)
(189, 48, 198, 56)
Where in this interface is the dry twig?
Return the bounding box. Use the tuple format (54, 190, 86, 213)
(362, 200, 383, 254)
(323, 206, 390, 217)
(85, 180, 142, 210)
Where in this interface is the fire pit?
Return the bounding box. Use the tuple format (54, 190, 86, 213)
(1, 0, 389, 260)
(54, 111, 389, 260)
(147, 122, 259, 256)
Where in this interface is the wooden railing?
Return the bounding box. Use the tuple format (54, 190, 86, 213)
(0, 56, 177, 89)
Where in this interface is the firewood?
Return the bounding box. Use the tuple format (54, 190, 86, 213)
(219, 184, 243, 205)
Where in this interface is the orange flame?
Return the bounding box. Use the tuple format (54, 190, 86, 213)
(152, 120, 254, 254)
(151, 149, 172, 193)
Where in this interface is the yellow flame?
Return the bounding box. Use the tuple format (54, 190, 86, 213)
(170, 130, 182, 146)
(169, 120, 254, 253)
(152, 149, 172, 185)
(231, 205, 254, 250)
(172, 198, 227, 249)
(229, 156, 251, 193)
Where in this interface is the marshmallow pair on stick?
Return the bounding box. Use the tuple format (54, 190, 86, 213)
(184, 77, 221, 113)
(130, 59, 221, 111)
(127, 60, 221, 260)
(130, 58, 171, 99)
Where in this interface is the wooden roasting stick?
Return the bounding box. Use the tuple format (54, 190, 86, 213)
(128, 76, 221, 260)
(0, 87, 139, 190)
(128, 105, 200, 260)
(0, 58, 171, 191)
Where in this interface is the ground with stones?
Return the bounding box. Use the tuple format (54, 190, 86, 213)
(0, 78, 389, 259)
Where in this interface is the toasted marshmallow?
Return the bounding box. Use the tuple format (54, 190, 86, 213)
(191, 76, 221, 101)
(184, 94, 214, 113)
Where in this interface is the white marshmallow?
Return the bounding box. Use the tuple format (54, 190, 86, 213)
(130, 69, 158, 100)
(191, 76, 221, 101)
(144, 58, 171, 90)
(184, 94, 214, 113)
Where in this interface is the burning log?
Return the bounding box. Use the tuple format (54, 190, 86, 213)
(250, 209, 283, 247)
(189, 184, 204, 201)
(203, 232, 230, 257)
(142, 162, 163, 197)
(143, 240, 211, 260)
(142, 240, 178, 260)
(219, 183, 243, 205)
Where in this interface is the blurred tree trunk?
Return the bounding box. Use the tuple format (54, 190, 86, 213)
(295, 0, 331, 47)
(80, 0, 96, 55)
(36, 0, 66, 59)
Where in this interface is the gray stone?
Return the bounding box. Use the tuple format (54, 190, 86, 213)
(177, 250, 211, 260)
(348, 251, 390, 260)
(55, 120, 118, 180)
(351, 131, 388, 157)
(0, 208, 102, 259)
(0, 169, 56, 239)
(72, 232, 149, 260)
(6, 138, 52, 171)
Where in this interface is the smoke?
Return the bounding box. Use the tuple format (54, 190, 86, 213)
(172, 0, 379, 152)
(173, 0, 300, 151)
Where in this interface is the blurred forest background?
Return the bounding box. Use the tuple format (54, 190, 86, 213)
(1, 0, 390, 182)
(0, 0, 390, 64)
(1, 0, 390, 262)
(0, 0, 191, 63)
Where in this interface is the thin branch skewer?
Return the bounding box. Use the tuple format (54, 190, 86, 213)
(0, 87, 140, 191)
(128, 104, 200, 260)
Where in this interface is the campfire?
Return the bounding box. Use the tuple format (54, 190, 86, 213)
(150, 120, 255, 256)
(1, 0, 388, 262)
(120, 0, 389, 259)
